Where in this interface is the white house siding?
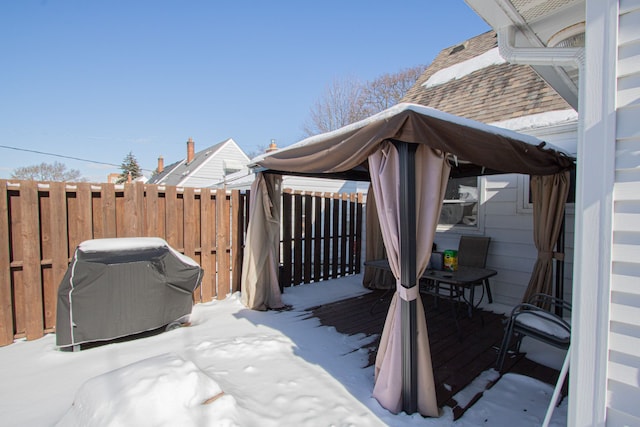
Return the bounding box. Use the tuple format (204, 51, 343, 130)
(181, 141, 249, 188)
(433, 173, 575, 308)
(607, 1, 640, 424)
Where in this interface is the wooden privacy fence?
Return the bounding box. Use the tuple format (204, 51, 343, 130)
(0, 180, 364, 346)
(280, 189, 363, 288)
(0, 180, 248, 346)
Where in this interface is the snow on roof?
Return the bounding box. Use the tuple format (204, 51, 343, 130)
(251, 102, 571, 166)
(489, 109, 578, 132)
(422, 47, 506, 88)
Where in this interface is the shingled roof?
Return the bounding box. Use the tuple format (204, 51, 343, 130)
(401, 31, 572, 124)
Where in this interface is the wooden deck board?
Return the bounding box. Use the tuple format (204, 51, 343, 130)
(310, 289, 562, 420)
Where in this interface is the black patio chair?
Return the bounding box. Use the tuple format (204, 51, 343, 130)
(423, 235, 491, 317)
(457, 235, 492, 302)
(496, 293, 571, 372)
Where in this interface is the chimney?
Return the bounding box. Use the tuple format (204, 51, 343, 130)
(186, 137, 195, 164)
(266, 139, 278, 153)
(157, 156, 164, 173)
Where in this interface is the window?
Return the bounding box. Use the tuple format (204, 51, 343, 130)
(223, 159, 243, 175)
(518, 170, 576, 214)
(517, 175, 534, 213)
(438, 176, 479, 227)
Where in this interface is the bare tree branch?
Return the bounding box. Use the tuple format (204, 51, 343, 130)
(11, 161, 86, 182)
(302, 66, 425, 138)
(302, 76, 369, 137)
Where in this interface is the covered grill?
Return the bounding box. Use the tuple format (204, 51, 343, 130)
(56, 237, 203, 350)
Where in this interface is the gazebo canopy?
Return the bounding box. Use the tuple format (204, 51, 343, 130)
(250, 103, 574, 179)
(242, 102, 574, 417)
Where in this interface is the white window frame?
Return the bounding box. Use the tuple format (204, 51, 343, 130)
(517, 174, 576, 215)
(437, 176, 485, 234)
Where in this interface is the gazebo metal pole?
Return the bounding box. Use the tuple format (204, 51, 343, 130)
(554, 213, 566, 317)
(394, 140, 418, 414)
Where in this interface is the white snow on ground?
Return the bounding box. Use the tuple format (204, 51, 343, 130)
(0, 275, 567, 426)
(456, 373, 567, 427)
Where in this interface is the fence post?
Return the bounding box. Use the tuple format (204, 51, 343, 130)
(303, 192, 312, 284)
(355, 192, 363, 273)
(340, 193, 348, 276)
(0, 181, 13, 346)
(21, 181, 44, 340)
(231, 190, 243, 294)
(313, 192, 322, 283)
(200, 188, 214, 302)
(144, 184, 159, 237)
(183, 187, 197, 264)
(47, 182, 69, 331)
(123, 182, 143, 237)
(165, 185, 179, 248)
(66, 183, 93, 250)
(98, 183, 117, 238)
(293, 192, 303, 286)
(323, 193, 331, 281)
(348, 193, 356, 274)
(216, 189, 230, 299)
(331, 194, 339, 278)
(281, 189, 292, 289)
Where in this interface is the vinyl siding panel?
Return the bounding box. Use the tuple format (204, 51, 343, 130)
(607, 3, 640, 424)
(434, 170, 575, 308)
(183, 142, 249, 188)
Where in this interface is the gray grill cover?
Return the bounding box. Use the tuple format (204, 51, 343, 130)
(56, 238, 203, 348)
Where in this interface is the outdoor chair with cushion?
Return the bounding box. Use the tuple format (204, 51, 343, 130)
(496, 293, 571, 372)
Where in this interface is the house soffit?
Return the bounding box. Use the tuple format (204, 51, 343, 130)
(465, 0, 585, 109)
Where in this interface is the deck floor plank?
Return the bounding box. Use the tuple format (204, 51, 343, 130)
(310, 289, 562, 419)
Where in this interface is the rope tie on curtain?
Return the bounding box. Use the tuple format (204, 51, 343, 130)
(539, 250, 565, 261)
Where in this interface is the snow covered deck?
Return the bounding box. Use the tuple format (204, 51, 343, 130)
(309, 286, 565, 420)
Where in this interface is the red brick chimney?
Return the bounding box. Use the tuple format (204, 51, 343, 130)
(157, 156, 164, 173)
(186, 137, 195, 164)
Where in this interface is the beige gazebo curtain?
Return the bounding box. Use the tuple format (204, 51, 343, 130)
(522, 171, 571, 302)
(369, 142, 450, 417)
(240, 172, 284, 310)
(363, 186, 395, 290)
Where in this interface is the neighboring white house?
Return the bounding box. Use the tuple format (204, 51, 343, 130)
(465, 0, 640, 425)
(148, 137, 250, 188)
(401, 30, 578, 306)
(217, 140, 370, 195)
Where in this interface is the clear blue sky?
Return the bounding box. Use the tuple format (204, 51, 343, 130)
(0, 0, 489, 182)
